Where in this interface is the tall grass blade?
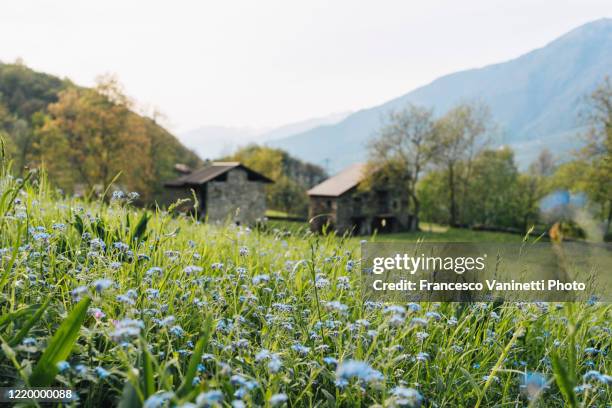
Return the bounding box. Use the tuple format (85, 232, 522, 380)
(551, 352, 578, 408)
(176, 315, 213, 396)
(0, 304, 39, 330)
(118, 381, 141, 408)
(29, 297, 91, 386)
(142, 344, 156, 398)
(131, 212, 150, 243)
(9, 298, 51, 347)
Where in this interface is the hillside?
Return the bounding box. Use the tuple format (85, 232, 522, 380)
(0, 62, 202, 201)
(270, 18, 612, 171)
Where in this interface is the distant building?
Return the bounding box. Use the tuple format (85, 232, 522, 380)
(307, 163, 413, 235)
(164, 162, 273, 224)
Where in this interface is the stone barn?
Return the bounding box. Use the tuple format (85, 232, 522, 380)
(307, 163, 413, 235)
(164, 162, 273, 224)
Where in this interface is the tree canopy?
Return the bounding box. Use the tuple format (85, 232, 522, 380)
(0, 63, 201, 202)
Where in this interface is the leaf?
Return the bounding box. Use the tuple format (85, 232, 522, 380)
(118, 381, 142, 408)
(459, 367, 482, 400)
(0, 225, 23, 292)
(142, 345, 156, 398)
(94, 219, 106, 240)
(131, 212, 150, 243)
(176, 315, 213, 397)
(0, 304, 39, 329)
(551, 353, 578, 408)
(320, 388, 336, 407)
(9, 298, 51, 346)
(29, 297, 91, 387)
(72, 214, 84, 236)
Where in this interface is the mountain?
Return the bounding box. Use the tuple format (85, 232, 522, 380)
(0, 62, 202, 201)
(180, 111, 351, 160)
(269, 18, 612, 172)
(260, 111, 351, 141)
(179, 125, 265, 160)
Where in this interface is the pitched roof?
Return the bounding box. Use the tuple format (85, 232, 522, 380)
(164, 162, 273, 187)
(307, 163, 367, 197)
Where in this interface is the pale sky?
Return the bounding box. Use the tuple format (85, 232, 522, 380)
(0, 1, 610, 133)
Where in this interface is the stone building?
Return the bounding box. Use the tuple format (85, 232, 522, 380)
(307, 163, 413, 235)
(164, 162, 272, 224)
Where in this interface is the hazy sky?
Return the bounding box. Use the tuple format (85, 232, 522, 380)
(0, 1, 610, 133)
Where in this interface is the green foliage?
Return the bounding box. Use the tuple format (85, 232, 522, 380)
(0, 162, 608, 406)
(0, 63, 201, 203)
(364, 105, 436, 229)
(29, 297, 91, 387)
(419, 148, 529, 230)
(545, 78, 612, 237)
(8, 298, 50, 347)
(176, 314, 213, 397)
(0, 61, 67, 119)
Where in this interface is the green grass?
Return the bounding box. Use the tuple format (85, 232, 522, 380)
(0, 165, 609, 407)
(372, 225, 529, 243)
(269, 220, 532, 243)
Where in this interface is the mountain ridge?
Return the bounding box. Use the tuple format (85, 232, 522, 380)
(179, 111, 351, 160)
(270, 18, 612, 171)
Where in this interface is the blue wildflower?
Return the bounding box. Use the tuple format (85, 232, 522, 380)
(323, 356, 338, 366)
(111, 318, 144, 342)
(22, 337, 37, 346)
(95, 366, 110, 379)
(57, 361, 70, 372)
(269, 393, 288, 406)
(143, 392, 173, 408)
(521, 372, 548, 399)
(111, 190, 125, 200)
(113, 242, 129, 252)
(74, 364, 88, 376)
(89, 238, 106, 251)
(169, 325, 185, 338)
(391, 387, 424, 408)
(252, 274, 270, 285)
(196, 390, 224, 406)
(335, 360, 384, 386)
(183, 265, 203, 276)
(291, 343, 310, 356)
(71, 286, 88, 301)
(92, 278, 113, 293)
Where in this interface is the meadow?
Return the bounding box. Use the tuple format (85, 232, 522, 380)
(0, 166, 610, 407)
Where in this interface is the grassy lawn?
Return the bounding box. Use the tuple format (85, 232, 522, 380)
(1, 166, 606, 407)
(267, 220, 534, 243)
(369, 223, 532, 243)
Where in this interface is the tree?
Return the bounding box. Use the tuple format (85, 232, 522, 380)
(463, 147, 520, 228)
(580, 77, 612, 236)
(417, 170, 448, 225)
(516, 149, 556, 231)
(431, 102, 492, 226)
(365, 104, 436, 230)
(37, 76, 154, 199)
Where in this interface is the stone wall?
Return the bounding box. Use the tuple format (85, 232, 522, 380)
(206, 168, 267, 225)
(160, 186, 197, 213)
(309, 196, 336, 232)
(309, 189, 413, 235)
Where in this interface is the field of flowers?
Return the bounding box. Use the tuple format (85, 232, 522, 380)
(0, 164, 610, 407)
